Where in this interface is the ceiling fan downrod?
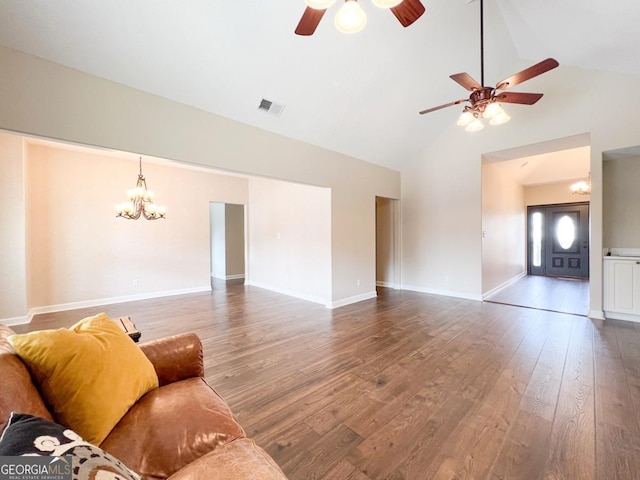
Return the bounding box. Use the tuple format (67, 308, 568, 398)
(480, 0, 485, 87)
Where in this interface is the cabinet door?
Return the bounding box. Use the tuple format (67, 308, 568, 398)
(606, 260, 640, 314)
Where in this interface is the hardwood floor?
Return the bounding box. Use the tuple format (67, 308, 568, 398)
(485, 275, 590, 317)
(11, 283, 640, 479)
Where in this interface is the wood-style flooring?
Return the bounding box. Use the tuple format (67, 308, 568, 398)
(485, 275, 590, 317)
(12, 282, 640, 480)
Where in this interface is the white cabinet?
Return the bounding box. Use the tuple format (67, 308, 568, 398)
(603, 257, 640, 322)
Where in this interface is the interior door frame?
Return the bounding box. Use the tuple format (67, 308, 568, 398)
(527, 201, 590, 278)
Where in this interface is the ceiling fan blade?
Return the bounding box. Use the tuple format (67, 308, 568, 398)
(495, 91, 544, 105)
(295, 6, 327, 36)
(450, 73, 483, 91)
(419, 99, 468, 115)
(495, 58, 559, 90)
(390, 0, 426, 27)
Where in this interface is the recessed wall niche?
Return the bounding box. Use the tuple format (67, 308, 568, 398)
(603, 146, 640, 249)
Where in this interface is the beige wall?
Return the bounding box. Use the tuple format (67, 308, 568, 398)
(248, 177, 332, 305)
(603, 156, 640, 248)
(210, 202, 227, 279)
(481, 159, 526, 296)
(401, 139, 483, 300)
(0, 46, 400, 312)
(525, 180, 591, 206)
(0, 132, 27, 319)
(1, 140, 249, 320)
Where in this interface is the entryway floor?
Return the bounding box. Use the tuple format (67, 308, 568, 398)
(485, 275, 589, 316)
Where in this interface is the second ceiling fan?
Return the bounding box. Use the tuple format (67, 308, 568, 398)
(295, 0, 426, 36)
(419, 0, 559, 131)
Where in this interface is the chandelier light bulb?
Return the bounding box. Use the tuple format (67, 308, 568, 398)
(465, 117, 485, 132)
(482, 101, 504, 119)
(372, 0, 403, 7)
(457, 110, 475, 127)
(305, 0, 336, 9)
(489, 110, 511, 125)
(335, 0, 367, 34)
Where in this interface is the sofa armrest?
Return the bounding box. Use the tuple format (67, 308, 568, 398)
(139, 333, 204, 386)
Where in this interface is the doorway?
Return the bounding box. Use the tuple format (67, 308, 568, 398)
(209, 202, 246, 286)
(375, 197, 400, 289)
(528, 202, 589, 278)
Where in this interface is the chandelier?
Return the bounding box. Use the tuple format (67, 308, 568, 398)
(571, 172, 591, 195)
(115, 157, 166, 220)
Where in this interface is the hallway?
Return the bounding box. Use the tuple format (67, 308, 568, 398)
(485, 275, 589, 316)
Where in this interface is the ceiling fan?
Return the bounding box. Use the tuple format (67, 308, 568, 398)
(418, 0, 559, 131)
(295, 0, 426, 36)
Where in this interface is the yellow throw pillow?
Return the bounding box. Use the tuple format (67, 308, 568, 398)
(8, 313, 158, 445)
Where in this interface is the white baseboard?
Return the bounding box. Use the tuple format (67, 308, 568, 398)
(376, 281, 399, 289)
(2, 315, 30, 327)
(328, 291, 378, 309)
(401, 284, 483, 302)
(482, 272, 527, 300)
(212, 274, 245, 280)
(1, 286, 212, 327)
(603, 310, 638, 322)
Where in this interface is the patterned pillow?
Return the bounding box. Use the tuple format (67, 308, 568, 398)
(0, 413, 141, 480)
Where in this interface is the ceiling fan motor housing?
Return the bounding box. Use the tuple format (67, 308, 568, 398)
(469, 87, 495, 113)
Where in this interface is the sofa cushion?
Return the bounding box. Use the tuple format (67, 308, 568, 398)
(167, 438, 288, 480)
(0, 325, 53, 432)
(8, 313, 159, 445)
(0, 413, 141, 480)
(100, 377, 245, 480)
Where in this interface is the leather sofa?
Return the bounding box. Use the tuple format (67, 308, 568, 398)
(0, 324, 288, 479)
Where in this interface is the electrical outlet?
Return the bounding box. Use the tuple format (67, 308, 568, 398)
(132, 279, 139, 287)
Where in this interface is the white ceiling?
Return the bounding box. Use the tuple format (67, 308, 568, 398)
(0, 0, 638, 175)
(487, 146, 590, 186)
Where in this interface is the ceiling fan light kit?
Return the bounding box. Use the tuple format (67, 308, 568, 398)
(295, 0, 425, 36)
(489, 110, 510, 126)
(335, 0, 368, 34)
(482, 101, 503, 119)
(466, 117, 485, 132)
(418, 0, 559, 132)
(457, 110, 475, 127)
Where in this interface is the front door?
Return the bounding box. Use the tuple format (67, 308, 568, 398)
(528, 203, 589, 278)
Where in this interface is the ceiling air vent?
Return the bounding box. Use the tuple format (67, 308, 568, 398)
(257, 98, 285, 117)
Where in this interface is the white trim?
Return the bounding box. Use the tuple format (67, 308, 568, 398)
(589, 309, 606, 320)
(2, 315, 29, 327)
(225, 274, 245, 280)
(328, 291, 378, 309)
(1, 286, 211, 326)
(376, 281, 399, 289)
(212, 274, 245, 281)
(402, 284, 483, 302)
(482, 272, 527, 300)
(603, 310, 639, 322)
(246, 281, 329, 307)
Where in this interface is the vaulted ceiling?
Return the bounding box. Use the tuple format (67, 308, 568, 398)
(0, 0, 638, 172)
